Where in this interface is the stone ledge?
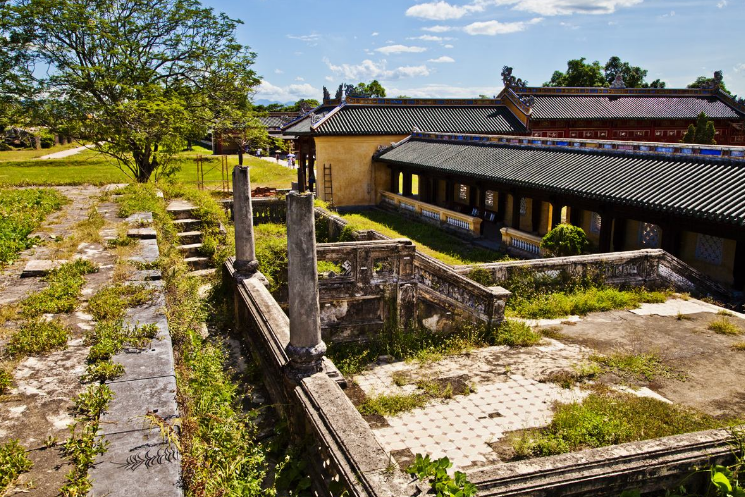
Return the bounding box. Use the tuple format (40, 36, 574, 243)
(20, 259, 67, 277)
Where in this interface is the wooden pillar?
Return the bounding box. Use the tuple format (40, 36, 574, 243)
(297, 152, 307, 192)
(570, 206, 581, 226)
(402, 171, 413, 196)
(531, 199, 542, 233)
(307, 154, 316, 193)
(551, 201, 562, 229)
(419, 174, 428, 201)
(733, 239, 745, 291)
(497, 191, 507, 222)
(511, 194, 521, 229)
(613, 218, 627, 251)
(430, 177, 438, 204)
(479, 187, 487, 211)
(390, 167, 399, 194)
(469, 185, 478, 209)
(599, 211, 614, 252)
(445, 178, 454, 204)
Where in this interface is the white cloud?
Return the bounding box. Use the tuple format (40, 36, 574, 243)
(405, 1, 483, 20)
(717, 0, 727, 7)
(287, 34, 321, 46)
(428, 56, 456, 63)
(734, 63, 745, 73)
(386, 83, 498, 98)
(371, 31, 380, 36)
(375, 44, 428, 54)
(325, 76, 335, 82)
(560, 21, 579, 29)
(295, 77, 305, 81)
(254, 81, 321, 102)
(444, 44, 455, 48)
(464, 17, 542, 35)
(658, 10, 675, 18)
(324, 58, 430, 81)
(422, 25, 455, 32)
(274, 69, 283, 74)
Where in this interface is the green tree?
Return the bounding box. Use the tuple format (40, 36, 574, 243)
(541, 224, 589, 257)
(543, 58, 606, 87)
(284, 99, 320, 112)
(688, 75, 731, 95)
(9, 0, 260, 182)
(357, 80, 386, 97)
(681, 112, 716, 145)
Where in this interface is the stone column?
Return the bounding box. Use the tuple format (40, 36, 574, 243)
(285, 192, 326, 379)
(232, 166, 258, 274)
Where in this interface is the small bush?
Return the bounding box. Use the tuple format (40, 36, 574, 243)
(6, 319, 69, 357)
(468, 267, 495, 287)
(493, 320, 542, 347)
(358, 393, 428, 416)
(73, 384, 113, 420)
(0, 369, 12, 394)
(0, 439, 33, 492)
(708, 317, 742, 336)
(20, 259, 97, 317)
(540, 223, 589, 257)
(591, 352, 677, 381)
(83, 361, 125, 383)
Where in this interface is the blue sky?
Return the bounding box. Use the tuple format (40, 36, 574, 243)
(204, 0, 745, 103)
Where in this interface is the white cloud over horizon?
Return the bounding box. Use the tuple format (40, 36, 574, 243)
(324, 58, 430, 81)
(387, 83, 502, 98)
(406, 0, 643, 20)
(255, 81, 322, 102)
(464, 17, 542, 35)
(375, 44, 428, 54)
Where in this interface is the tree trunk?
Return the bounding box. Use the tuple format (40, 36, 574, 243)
(238, 150, 244, 166)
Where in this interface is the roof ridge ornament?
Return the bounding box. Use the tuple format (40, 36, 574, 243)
(610, 73, 626, 89)
(323, 86, 331, 101)
(700, 70, 724, 90)
(501, 66, 528, 92)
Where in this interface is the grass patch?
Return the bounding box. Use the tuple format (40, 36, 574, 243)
(20, 259, 97, 317)
(0, 368, 12, 393)
(87, 284, 155, 322)
(0, 187, 67, 264)
(543, 361, 602, 389)
(732, 342, 745, 351)
(53, 206, 106, 257)
(5, 318, 69, 358)
(359, 393, 428, 416)
(590, 352, 678, 382)
(0, 439, 33, 493)
(708, 317, 742, 335)
(493, 320, 542, 347)
(539, 326, 567, 340)
(254, 223, 289, 294)
(83, 361, 125, 383)
(338, 210, 508, 265)
(512, 391, 732, 458)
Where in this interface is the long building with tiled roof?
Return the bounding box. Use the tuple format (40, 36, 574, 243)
(373, 132, 745, 288)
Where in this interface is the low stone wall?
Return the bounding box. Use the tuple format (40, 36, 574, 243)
(226, 259, 415, 497)
(454, 249, 732, 303)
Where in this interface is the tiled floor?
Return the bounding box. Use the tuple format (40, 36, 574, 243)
(352, 342, 589, 470)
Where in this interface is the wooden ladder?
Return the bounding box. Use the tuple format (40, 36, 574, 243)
(323, 164, 334, 205)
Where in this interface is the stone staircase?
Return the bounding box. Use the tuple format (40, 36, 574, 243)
(167, 199, 216, 277)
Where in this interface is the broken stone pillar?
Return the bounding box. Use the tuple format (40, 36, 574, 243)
(285, 191, 326, 379)
(232, 166, 258, 274)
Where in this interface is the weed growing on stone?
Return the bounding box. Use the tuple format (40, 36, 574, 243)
(407, 453, 477, 497)
(543, 361, 602, 389)
(492, 320, 542, 347)
(677, 311, 693, 321)
(732, 342, 745, 351)
(83, 361, 125, 383)
(0, 368, 12, 393)
(512, 391, 730, 458)
(0, 439, 33, 493)
(87, 283, 155, 322)
(73, 384, 113, 420)
(708, 317, 742, 336)
(0, 188, 67, 265)
(358, 392, 428, 416)
(717, 309, 736, 317)
(54, 206, 106, 257)
(5, 318, 69, 357)
(60, 417, 109, 496)
(20, 259, 97, 317)
(539, 326, 567, 340)
(590, 352, 679, 382)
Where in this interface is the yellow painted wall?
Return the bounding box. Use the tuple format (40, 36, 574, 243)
(539, 201, 551, 235)
(677, 232, 736, 286)
(314, 135, 407, 207)
(505, 194, 514, 227)
(519, 198, 532, 231)
(578, 210, 601, 246)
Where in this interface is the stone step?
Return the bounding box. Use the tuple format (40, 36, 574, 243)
(188, 268, 217, 278)
(166, 199, 197, 220)
(184, 256, 211, 271)
(172, 218, 202, 232)
(177, 231, 203, 244)
(127, 227, 157, 239)
(177, 243, 203, 257)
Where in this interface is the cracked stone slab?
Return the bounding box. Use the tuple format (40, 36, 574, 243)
(99, 375, 178, 435)
(20, 259, 67, 277)
(110, 317, 174, 383)
(90, 428, 183, 497)
(125, 212, 153, 225)
(127, 227, 157, 240)
(127, 269, 162, 281)
(128, 239, 160, 265)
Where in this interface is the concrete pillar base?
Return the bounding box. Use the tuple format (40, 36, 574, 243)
(285, 341, 327, 381)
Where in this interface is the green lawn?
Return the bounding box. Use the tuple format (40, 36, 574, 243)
(339, 210, 507, 265)
(0, 147, 296, 189)
(0, 142, 83, 162)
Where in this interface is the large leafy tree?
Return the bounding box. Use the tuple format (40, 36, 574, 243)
(0, 0, 35, 131)
(545, 56, 665, 89)
(9, 0, 260, 182)
(357, 80, 386, 98)
(688, 75, 731, 95)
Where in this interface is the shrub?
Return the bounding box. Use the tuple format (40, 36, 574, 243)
(468, 267, 495, 287)
(6, 319, 69, 357)
(0, 369, 12, 394)
(540, 223, 589, 257)
(0, 440, 33, 492)
(493, 320, 542, 347)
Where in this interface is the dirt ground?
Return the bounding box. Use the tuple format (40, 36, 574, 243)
(543, 305, 745, 419)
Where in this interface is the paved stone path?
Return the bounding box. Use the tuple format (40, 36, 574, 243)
(259, 155, 293, 169)
(38, 144, 94, 160)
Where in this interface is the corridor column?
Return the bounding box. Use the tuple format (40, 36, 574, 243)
(232, 166, 258, 274)
(285, 192, 326, 379)
(599, 211, 614, 252)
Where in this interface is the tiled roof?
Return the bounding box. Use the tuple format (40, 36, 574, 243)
(259, 116, 285, 128)
(282, 106, 337, 134)
(283, 104, 527, 136)
(376, 135, 745, 226)
(526, 95, 743, 120)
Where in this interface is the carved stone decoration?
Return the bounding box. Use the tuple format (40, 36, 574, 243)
(501, 65, 528, 91)
(700, 70, 724, 89)
(610, 73, 626, 89)
(323, 86, 331, 101)
(310, 112, 321, 125)
(335, 84, 343, 100)
(519, 95, 535, 108)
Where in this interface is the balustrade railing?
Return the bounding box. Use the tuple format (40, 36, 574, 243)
(379, 190, 481, 236)
(499, 227, 545, 258)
